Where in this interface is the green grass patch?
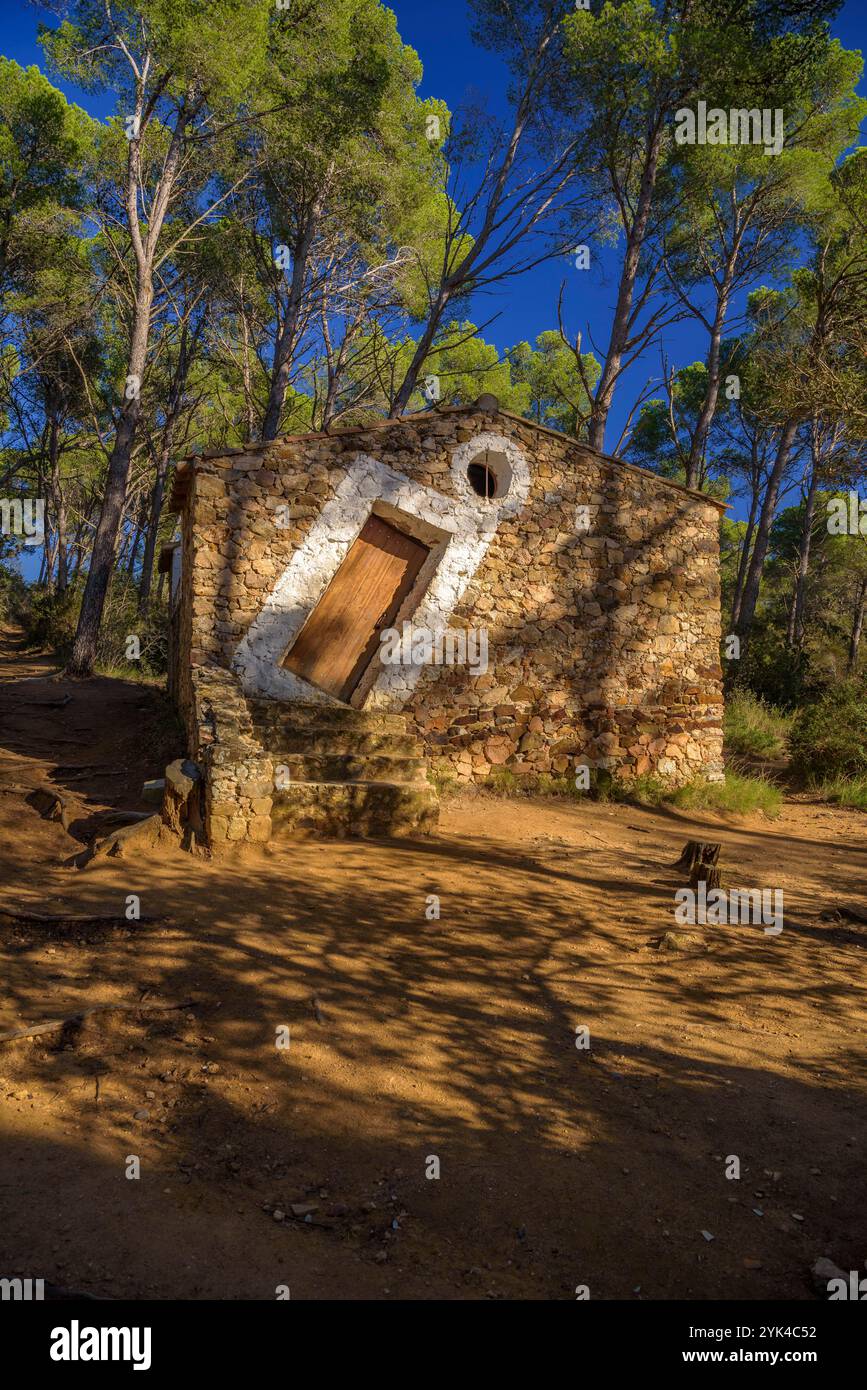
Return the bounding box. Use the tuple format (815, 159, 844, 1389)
(483, 766, 586, 799)
(480, 764, 781, 817)
(429, 768, 459, 797)
(669, 771, 782, 817)
(810, 774, 867, 812)
(93, 660, 165, 684)
(605, 773, 669, 805)
(597, 769, 781, 817)
(724, 690, 792, 760)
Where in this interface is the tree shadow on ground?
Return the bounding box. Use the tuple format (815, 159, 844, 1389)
(2, 819, 866, 1299)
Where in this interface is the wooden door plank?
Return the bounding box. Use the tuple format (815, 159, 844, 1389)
(282, 515, 429, 700)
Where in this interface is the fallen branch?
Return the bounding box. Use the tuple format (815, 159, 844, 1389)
(0, 998, 194, 1046)
(0, 908, 160, 926)
(56, 769, 126, 782)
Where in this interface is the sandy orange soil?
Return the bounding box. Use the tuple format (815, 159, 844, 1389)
(0, 626, 865, 1300)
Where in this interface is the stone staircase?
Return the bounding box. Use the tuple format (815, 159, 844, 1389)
(247, 699, 439, 838)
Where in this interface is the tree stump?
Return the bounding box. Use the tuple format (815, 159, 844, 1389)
(692, 863, 722, 890)
(674, 840, 722, 890)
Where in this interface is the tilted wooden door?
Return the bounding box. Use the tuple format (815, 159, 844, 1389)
(281, 514, 430, 701)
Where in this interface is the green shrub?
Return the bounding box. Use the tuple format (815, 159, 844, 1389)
(20, 576, 169, 677)
(25, 584, 80, 656)
(789, 682, 867, 781)
(724, 690, 791, 760)
(0, 563, 28, 623)
(729, 622, 811, 707)
(94, 594, 169, 679)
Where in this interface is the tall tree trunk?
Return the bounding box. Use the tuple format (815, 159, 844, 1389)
(587, 123, 664, 453)
(730, 460, 761, 629)
(684, 274, 735, 491)
(736, 418, 799, 646)
(787, 446, 820, 649)
(321, 368, 340, 428)
(391, 289, 451, 417)
(35, 456, 50, 594)
(848, 576, 867, 674)
(139, 315, 196, 609)
(125, 507, 145, 579)
(45, 528, 58, 597)
(47, 409, 69, 594)
(66, 285, 153, 675)
(138, 437, 173, 611)
(240, 301, 256, 444)
(319, 295, 352, 428)
(65, 90, 193, 675)
(69, 531, 85, 584)
(261, 203, 321, 442)
(55, 512, 68, 595)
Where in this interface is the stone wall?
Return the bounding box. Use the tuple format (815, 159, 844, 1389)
(169, 403, 725, 815)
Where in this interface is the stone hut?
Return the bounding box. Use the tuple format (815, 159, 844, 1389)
(163, 397, 725, 851)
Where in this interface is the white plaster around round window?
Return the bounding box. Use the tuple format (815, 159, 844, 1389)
(450, 433, 531, 517)
(466, 448, 511, 499)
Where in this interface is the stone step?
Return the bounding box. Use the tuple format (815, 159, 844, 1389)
(276, 753, 428, 784)
(255, 726, 422, 756)
(271, 780, 438, 839)
(247, 699, 407, 734)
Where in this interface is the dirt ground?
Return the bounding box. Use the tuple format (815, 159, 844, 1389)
(0, 625, 865, 1301)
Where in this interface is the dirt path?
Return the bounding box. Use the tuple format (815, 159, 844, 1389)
(1, 625, 865, 1300)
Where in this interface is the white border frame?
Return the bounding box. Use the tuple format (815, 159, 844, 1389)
(233, 438, 530, 708)
(450, 431, 531, 513)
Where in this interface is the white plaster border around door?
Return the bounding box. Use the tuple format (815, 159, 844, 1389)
(232, 440, 530, 709)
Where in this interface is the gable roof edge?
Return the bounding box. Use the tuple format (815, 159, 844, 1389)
(169, 405, 729, 515)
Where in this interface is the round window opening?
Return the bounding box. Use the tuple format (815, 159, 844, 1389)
(466, 448, 511, 501)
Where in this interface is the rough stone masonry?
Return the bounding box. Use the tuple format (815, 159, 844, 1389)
(165, 399, 725, 850)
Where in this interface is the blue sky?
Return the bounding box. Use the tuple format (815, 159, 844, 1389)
(395, 0, 867, 453)
(3, 0, 866, 499)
